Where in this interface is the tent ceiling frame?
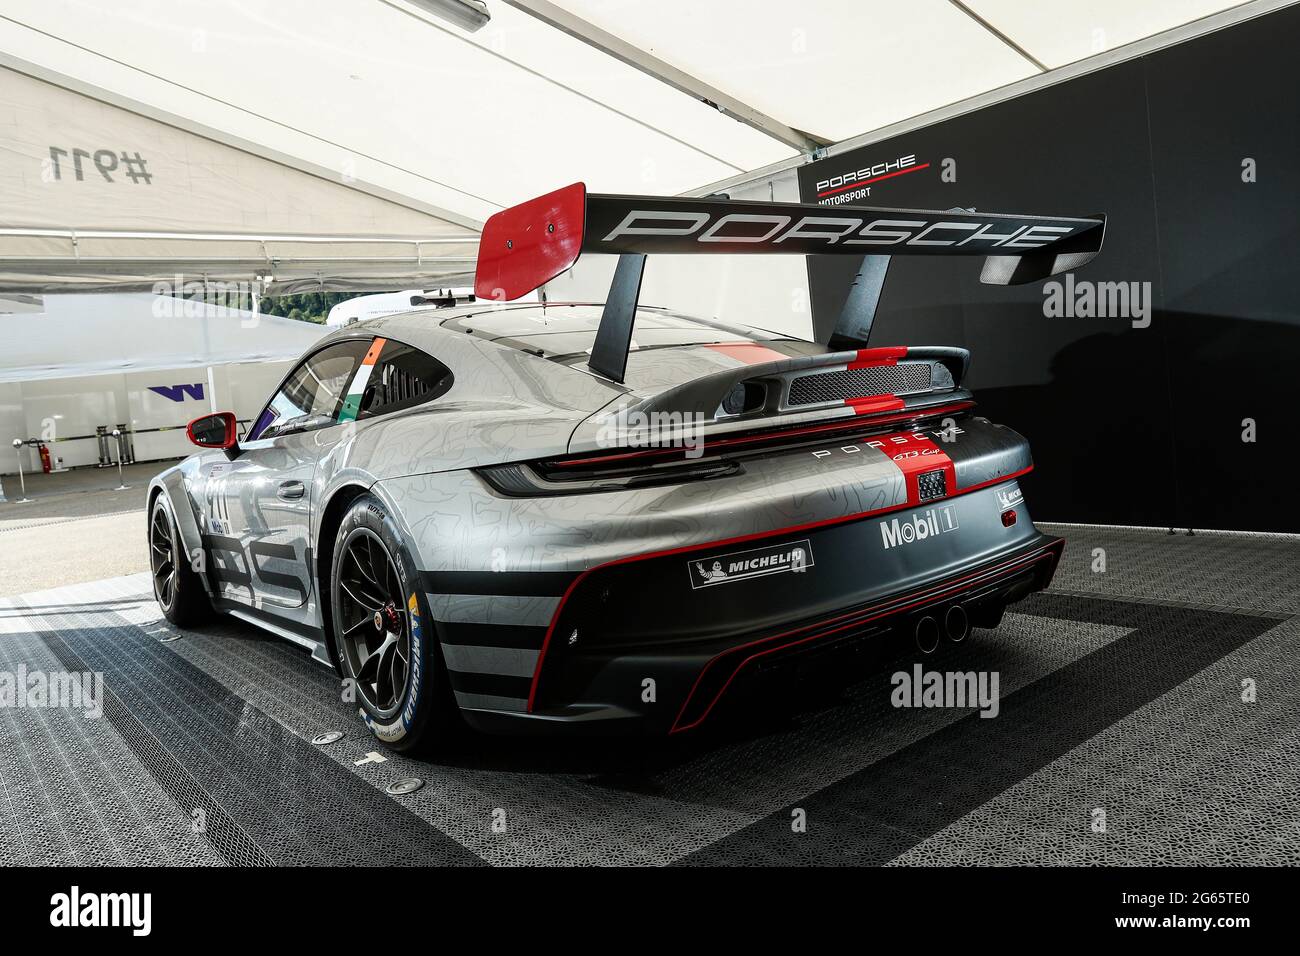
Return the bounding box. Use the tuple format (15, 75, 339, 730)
(683, 0, 1294, 199)
(0, 228, 472, 244)
(947, 0, 1048, 73)
(502, 0, 829, 154)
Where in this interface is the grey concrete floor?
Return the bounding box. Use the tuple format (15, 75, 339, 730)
(0, 461, 176, 597)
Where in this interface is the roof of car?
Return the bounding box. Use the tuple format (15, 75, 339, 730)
(344, 302, 803, 357)
(322, 301, 827, 395)
(442, 302, 791, 350)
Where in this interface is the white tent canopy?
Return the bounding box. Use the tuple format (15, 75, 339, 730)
(0, 0, 1271, 295)
(533, 0, 1257, 144)
(0, 64, 479, 293)
(0, 293, 326, 383)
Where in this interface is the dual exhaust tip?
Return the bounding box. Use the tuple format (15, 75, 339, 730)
(913, 604, 969, 654)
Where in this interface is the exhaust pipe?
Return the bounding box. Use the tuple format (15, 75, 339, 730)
(914, 615, 940, 654)
(944, 604, 970, 643)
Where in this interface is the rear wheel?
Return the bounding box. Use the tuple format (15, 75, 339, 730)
(149, 494, 212, 627)
(330, 495, 456, 754)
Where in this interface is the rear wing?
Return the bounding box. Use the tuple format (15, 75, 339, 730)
(473, 182, 1105, 382)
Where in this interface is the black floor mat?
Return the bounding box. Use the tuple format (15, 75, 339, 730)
(679, 594, 1285, 865)
(34, 616, 481, 866)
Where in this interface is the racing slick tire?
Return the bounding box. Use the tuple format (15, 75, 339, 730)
(148, 492, 213, 628)
(329, 494, 459, 754)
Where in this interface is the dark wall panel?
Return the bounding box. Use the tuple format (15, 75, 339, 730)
(798, 6, 1298, 532)
(1144, 11, 1300, 532)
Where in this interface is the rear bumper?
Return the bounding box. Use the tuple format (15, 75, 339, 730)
(456, 490, 1062, 737)
(668, 533, 1061, 732)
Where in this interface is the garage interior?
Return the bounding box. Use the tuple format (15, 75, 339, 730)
(2, 0, 1298, 869)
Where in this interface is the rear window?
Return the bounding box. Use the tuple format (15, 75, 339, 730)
(356, 340, 453, 419)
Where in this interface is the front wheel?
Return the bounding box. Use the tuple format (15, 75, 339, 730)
(329, 494, 457, 754)
(149, 493, 212, 627)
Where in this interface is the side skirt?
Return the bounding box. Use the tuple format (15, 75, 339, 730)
(211, 599, 334, 670)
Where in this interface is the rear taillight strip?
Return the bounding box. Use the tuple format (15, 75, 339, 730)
(844, 394, 906, 415)
(550, 399, 975, 470)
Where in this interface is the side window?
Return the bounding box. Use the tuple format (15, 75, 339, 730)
(249, 340, 371, 440)
(355, 340, 454, 420)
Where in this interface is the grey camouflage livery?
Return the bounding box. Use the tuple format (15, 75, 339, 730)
(150, 300, 1061, 736)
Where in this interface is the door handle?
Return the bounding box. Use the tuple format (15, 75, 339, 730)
(277, 480, 306, 501)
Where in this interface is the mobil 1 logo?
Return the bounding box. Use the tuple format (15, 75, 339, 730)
(879, 505, 959, 551)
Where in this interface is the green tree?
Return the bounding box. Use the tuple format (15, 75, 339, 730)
(258, 291, 380, 324)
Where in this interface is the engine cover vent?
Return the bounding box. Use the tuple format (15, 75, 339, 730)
(787, 362, 932, 407)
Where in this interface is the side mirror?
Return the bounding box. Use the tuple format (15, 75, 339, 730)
(186, 411, 238, 449)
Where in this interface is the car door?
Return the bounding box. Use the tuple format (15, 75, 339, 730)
(203, 338, 372, 609)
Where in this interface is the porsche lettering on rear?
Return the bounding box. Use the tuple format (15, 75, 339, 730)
(601, 209, 1083, 251)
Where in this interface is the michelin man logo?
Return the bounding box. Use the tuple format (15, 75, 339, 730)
(694, 559, 729, 584)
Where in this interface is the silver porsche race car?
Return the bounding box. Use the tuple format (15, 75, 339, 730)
(148, 184, 1105, 752)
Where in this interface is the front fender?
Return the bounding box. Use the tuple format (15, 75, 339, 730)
(150, 465, 213, 598)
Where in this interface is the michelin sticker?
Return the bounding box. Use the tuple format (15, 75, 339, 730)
(996, 484, 1024, 510)
(689, 539, 813, 589)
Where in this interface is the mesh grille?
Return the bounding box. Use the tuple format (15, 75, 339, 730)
(917, 469, 948, 501)
(787, 362, 932, 407)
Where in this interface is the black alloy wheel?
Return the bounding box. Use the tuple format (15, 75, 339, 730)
(335, 528, 412, 718)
